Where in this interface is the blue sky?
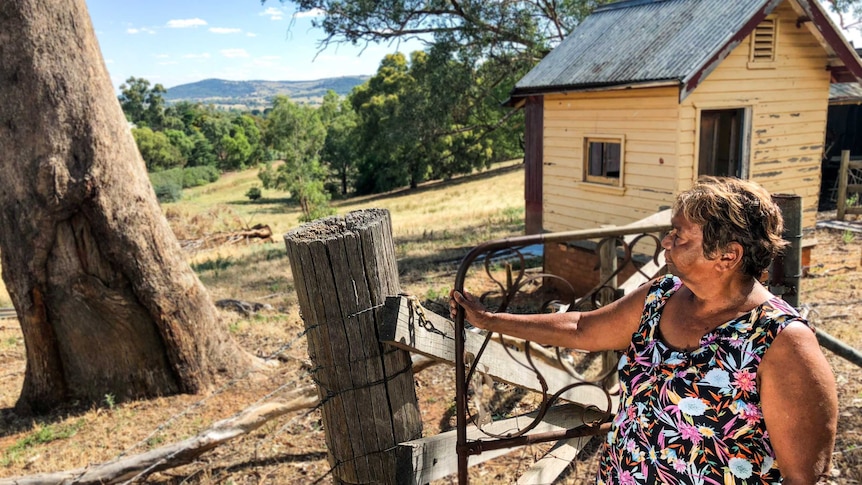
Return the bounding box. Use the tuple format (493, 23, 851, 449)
(86, 1, 862, 92)
(86, 0, 426, 91)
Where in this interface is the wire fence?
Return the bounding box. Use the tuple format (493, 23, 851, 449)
(107, 300, 400, 484)
(0, 306, 338, 483)
(0, 297, 551, 484)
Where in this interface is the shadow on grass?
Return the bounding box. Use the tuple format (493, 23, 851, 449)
(216, 162, 522, 217)
(191, 255, 238, 273)
(394, 219, 526, 278)
(229, 197, 294, 208)
(0, 402, 98, 440)
(191, 244, 290, 276)
(211, 450, 329, 476)
(334, 162, 523, 208)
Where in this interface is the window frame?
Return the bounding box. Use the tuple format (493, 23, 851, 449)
(694, 105, 752, 180)
(583, 135, 625, 187)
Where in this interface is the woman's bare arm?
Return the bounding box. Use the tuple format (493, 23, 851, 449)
(449, 282, 650, 352)
(759, 322, 837, 484)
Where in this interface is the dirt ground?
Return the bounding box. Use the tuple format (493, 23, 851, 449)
(0, 215, 860, 484)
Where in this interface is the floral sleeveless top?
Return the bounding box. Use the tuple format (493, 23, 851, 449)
(596, 275, 809, 484)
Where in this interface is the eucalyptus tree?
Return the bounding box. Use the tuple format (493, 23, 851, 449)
(826, 0, 862, 31)
(259, 96, 334, 221)
(321, 96, 360, 195)
(347, 47, 516, 193)
(278, 0, 607, 56)
(0, 0, 259, 414)
(119, 76, 168, 129)
(274, 1, 613, 175)
(132, 127, 185, 170)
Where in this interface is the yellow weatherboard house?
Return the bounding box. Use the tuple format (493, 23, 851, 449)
(509, 0, 862, 241)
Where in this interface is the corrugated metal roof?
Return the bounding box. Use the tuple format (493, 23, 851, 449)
(515, 0, 773, 94)
(830, 83, 862, 104)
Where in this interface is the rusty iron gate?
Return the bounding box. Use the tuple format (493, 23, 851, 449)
(451, 223, 670, 484)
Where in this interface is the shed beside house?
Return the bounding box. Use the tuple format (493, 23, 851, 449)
(509, 0, 862, 294)
(822, 69, 862, 208)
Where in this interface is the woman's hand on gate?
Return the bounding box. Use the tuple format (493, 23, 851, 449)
(449, 289, 491, 329)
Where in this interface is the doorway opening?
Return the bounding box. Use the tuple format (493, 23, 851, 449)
(698, 108, 748, 178)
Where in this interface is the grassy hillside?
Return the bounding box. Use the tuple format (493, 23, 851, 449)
(0, 162, 524, 309)
(165, 160, 526, 301)
(163, 76, 370, 110)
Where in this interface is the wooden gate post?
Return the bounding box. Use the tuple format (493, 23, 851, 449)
(837, 150, 850, 220)
(284, 209, 423, 484)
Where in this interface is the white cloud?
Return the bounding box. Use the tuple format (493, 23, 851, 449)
(246, 32, 258, 37)
(155, 54, 170, 59)
(166, 18, 207, 28)
(221, 48, 250, 58)
(260, 7, 284, 20)
(126, 27, 156, 35)
(209, 27, 242, 34)
(294, 8, 325, 18)
(253, 56, 283, 67)
(159, 61, 180, 66)
(105, 59, 115, 64)
(183, 53, 212, 59)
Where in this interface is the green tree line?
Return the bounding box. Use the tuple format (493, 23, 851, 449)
(123, 0, 627, 219)
(125, 0, 862, 220)
(120, 48, 525, 221)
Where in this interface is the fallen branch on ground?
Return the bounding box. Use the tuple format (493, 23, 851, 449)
(215, 299, 273, 316)
(180, 224, 274, 252)
(0, 386, 318, 485)
(0, 353, 443, 484)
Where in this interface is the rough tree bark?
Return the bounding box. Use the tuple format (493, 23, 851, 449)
(0, 0, 258, 414)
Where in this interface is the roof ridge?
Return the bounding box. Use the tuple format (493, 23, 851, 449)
(594, 0, 676, 13)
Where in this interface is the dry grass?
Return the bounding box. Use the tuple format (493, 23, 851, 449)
(0, 167, 860, 484)
(0, 161, 527, 483)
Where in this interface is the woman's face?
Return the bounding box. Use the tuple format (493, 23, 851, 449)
(662, 212, 711, 279)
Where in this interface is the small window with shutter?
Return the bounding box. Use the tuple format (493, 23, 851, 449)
(584, 136, 624, 186)
(749, 15, 777, 67)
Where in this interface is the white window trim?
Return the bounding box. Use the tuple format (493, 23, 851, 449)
(693, 106, 753, 181)
(583, 134, 625, 187)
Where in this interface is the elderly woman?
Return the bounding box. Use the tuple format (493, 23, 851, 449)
(451, 177, 836, 484)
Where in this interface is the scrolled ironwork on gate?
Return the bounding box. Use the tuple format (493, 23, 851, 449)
(452, 223, 671, 484)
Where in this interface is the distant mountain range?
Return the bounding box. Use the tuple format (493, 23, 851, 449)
(164, 76, 370, 111)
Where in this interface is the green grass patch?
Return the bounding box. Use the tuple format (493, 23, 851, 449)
(2, 420, 85, 467)
(191, 255, 235, 274)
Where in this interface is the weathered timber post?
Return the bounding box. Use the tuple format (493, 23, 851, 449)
(598, 238, 620, 388)
(770, 194, 802, 308)
(284, 209, 423, 484)
(837, 150, 850, 220)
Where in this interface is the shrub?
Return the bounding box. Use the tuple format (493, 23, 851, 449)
(149, 166, 220, 203)
(149, 168, 183, 202)
(153, 180, 182, 202)
(182, 166, 220, 188)
(245, 186, 262, 201)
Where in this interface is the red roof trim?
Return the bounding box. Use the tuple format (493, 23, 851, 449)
(829, 66, 857, 83)
(799, 0, 862, 82)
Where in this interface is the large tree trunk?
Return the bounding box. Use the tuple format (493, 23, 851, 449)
(0, 0, 258, 414)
